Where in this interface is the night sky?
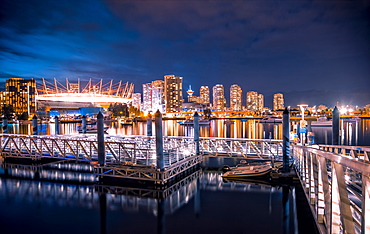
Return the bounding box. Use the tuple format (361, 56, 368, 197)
(1, 0, 369, 107)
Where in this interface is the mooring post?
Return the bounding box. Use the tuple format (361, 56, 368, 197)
(32, 115, 38, 135)
(193, 112, 200, 155)
(332, 106, 340, 145)
(283, 107, 290, 173)
(82, 115, 87, 134)
(155, 110, 164, 170)
(54, 115, 60, 134)
(147, 113, 152, 136)
(97, 111, 105, 166)
(2, 118, 8, 134)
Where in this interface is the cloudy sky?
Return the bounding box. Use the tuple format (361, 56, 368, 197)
(1, 0, 369, 107)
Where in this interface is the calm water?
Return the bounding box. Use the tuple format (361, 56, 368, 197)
(2, 118, 369, 146)
(0, 168, 316, 234)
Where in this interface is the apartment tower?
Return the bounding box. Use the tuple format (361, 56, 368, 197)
(164, 75, 183, 113)
(212, 84, 226, 111)
(230, 84, 242, 111)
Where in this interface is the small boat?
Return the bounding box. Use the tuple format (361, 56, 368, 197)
(78, 126, 109, 133)
(121, 118, 133, 126)
(259, 116, 282, 123)
(222, 162, 272, 178)
(311, 116, 332, 127)
(179, 118, 210, 125)
(343, 116, 361, 122)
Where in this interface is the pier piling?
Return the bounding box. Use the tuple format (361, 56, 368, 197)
(332, 106, 340, 145)
(193, 112, 200, 155)
(97, 112, 105, 166)
(32, 115, 38, 135)
(155, 110, 164, 170)
(54, 116, 60, 135)
(82, 115, 87, 134)
(283, 107, 290, 173)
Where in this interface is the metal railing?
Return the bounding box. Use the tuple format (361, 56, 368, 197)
(292, 144, 370, 234)
(318, 144, 370, 162)
(0, 134, 283, 165)
(198, 137, 282, 158)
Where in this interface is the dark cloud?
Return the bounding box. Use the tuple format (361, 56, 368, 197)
(1, 0, 369, 107)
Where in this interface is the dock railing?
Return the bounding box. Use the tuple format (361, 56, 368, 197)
(292, 144, 370, 234)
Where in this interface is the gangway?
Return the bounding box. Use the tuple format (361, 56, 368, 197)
(292, 144, 370, 234)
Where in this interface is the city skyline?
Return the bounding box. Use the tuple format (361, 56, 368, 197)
(0, 76, 369, 110)
(1, 0, 369, 107)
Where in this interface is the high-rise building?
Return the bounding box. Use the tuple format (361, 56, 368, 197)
(164, 75, 183, 113)
(213, 84, 226, 111)
(246, 91, 264, 112)
(132, 93, 142, 109)
(200, 86, 210, 105)
(258, 93, 264, 112)
(142, 83, 152, 112)
(151, 80, 165, 113)
(273, 93, 284, 110)
(230, 84, 242, 111)
(5, 78, 36, 117)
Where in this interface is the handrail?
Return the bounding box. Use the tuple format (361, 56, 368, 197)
(293, 144, 370, 234)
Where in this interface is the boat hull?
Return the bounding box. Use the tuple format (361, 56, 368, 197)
(222, 164, 272, 178)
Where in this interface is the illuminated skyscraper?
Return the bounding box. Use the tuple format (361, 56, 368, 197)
(258, 93, 264, 112)
(246, 91, 264, 112)
(230, 84, 242, 111)
(132, 93, 142, 109)
(200, 86, 210, 105)
(142, 83, 152, 112)
(5, 78, 36, 116)
(273, 93, 284, 110)
(151, 80, 165, 113)
(164, 75, 183, 113)
(212, 84, 226, 111)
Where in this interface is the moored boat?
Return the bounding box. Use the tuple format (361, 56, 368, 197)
(120, 118, 133, 126)
(259, 116, 282, 123)
(78, 126, 109, 133)
(222, 162, 272, 178)
(178, 118, 210, 125)
(311, 116, 332, 127)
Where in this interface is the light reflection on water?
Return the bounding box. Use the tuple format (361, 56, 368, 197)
(1, 119, 369, 145)
(0, 168, 306, 234)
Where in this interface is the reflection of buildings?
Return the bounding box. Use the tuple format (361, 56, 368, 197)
(5, 78, 36, 116)
(230, 84, 242, 111)
(273, 93, 284, 110)
(164, 75, 183, 113)
(213, 84, 226, 111)
(246, 91, 264, 113)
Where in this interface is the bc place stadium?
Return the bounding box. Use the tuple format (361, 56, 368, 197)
(36, 78, 134, 116)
